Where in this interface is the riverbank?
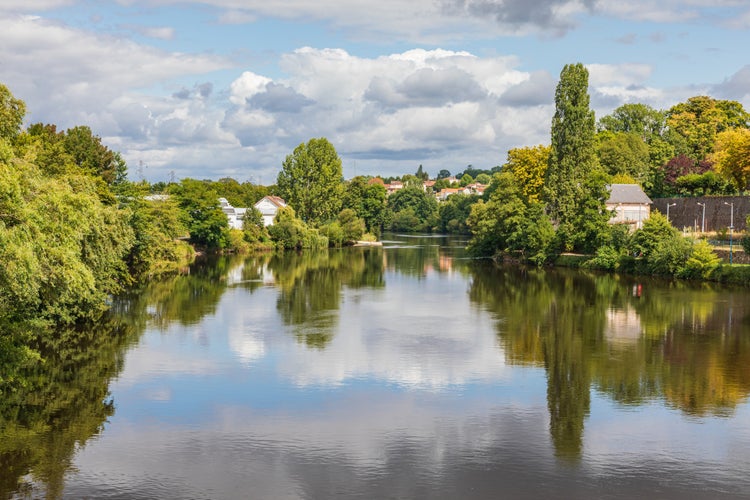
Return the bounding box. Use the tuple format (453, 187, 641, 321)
(555, 252, 750, 286)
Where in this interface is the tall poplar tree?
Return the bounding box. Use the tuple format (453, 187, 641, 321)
(545, 63, 607, 251)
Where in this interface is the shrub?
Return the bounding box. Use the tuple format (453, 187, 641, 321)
(742, 233, 750, 255)
(319, 221, 345, 247)
(584, 245, 620, 271)
(679, 240, 721, 279)
(711, 264, 750, 285)
(648, 235, 692, 275)
(337, 208, 365, 242)
(269, 206, 328, 250)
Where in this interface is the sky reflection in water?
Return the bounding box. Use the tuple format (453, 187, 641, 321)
(10, 235, 750, 498)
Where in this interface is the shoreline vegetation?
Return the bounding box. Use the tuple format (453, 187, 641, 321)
(2, 59, 750, 355)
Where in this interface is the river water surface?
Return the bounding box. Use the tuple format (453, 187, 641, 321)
(4, 234, 750, 499)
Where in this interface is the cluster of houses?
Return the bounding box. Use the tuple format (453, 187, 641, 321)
(380, 176, 487, 200)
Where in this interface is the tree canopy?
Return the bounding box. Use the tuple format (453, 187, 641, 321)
(277, 137, 344, 225)
(503, 144, 550, 203)
(0, 83, 25, 140)
(544, 63, 607, 251)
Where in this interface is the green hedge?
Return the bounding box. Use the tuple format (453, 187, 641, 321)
(709, 264, 750, 285)
(554, 254, 592, 268)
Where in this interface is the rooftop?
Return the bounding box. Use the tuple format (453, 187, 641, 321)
(607, 184, 652, 205)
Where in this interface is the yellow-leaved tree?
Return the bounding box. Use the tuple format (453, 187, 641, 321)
(712, 128, 750, 191)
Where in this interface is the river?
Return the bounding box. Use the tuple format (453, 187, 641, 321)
(3, 234, 750, 499)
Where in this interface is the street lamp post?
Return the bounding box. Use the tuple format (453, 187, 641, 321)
(724, 201, 734, 264)
(697, 202, 705, 233)
(666, 202, 676, 222)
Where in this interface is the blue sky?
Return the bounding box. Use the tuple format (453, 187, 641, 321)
(2, 1, 749, 183)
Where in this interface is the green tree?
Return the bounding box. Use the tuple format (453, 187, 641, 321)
(268, 206, 328, 250)
(401, 174, 423, 189)
(21, 123, 74, 178)
(337, 208, 365, 242)
(432, 178, 450, 192)
(0, 162, 134, 324)
(277, 137, 344, 225)
(387, 186, 438, 232)
(666, 96, 750, 162)
(545, 63, 607, 251)
(674, 171, 735, 196)
(437, 169, 451, 179)
(438, 193, 478, 234)
(62, 126, 123, 185)
(598, 103, 666, 140)
(596, 131, 650, 183)
(342, 176, 387, 234)
(415, 164, 429, 181)
(459, 173, 474, 186)
(679, 240, 720, 279)
(0, 83, 25, 140)
(173, 179, 230, 250)
(628, 211, 692, 275)
(115, 182, 193, 281)
(475, 173, 491, 185)
(467, 172, 554, 264)
(503, 144, 550, 203)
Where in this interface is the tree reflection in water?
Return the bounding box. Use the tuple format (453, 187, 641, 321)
(0, 317, 139, 499)
(3, 243, 750, 495)
(468, 262, 750, 460)
(268, 248, 385, 349)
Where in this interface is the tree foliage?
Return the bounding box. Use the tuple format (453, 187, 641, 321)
(468, 172, 554, 265)
(596, 131, 650, 183)
(666, 96, 750, 162)
(0, 161, 134, 324)
(503, 144, 550, 203)
(387, 186, 438, 232)
(342, 176, 387, 234)
(268, 206, 328, 250)
(277, 137, 344, 225)
(172, 179, 230, 249)
(712, 128, 750, 190)
(597, 103, 666, 140)
(545, 63, 607, 251)
(438, 193, 478, 234)
(0, 83, 25, 140)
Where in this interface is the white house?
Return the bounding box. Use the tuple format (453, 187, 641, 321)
(606, 184, 652, 230)
(254, 196, 287, 226)
(219, 198, 248, 230)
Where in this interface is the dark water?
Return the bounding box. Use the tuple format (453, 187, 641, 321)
(3, 234, 750, 499)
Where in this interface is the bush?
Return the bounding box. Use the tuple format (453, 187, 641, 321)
(269, 206, 328, 250)
(584, 245, 620, 271)
(711, 264, 750, 285)
(648, 235, 692, 275)
(319, 221, 345, 247)
(741, 233, 750, 255)
(337, 208, 365, 242)
(554, 254, 591, 268)
(679, 240, 720, 279)
(390, 208, 422, 232)
(227, 229, 251, 253)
